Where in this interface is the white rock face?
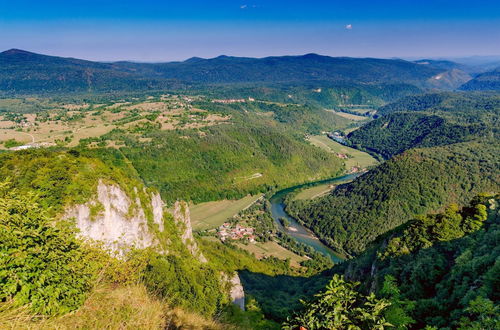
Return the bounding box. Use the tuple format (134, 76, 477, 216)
(151, 192, 164, 232)
(173, 200, 207, 263)
(230, 273, 245, 311)
(65, 180, 163, 255)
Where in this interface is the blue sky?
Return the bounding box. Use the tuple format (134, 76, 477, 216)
(0, 0, 499, 61)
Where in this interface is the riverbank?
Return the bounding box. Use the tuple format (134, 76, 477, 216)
(268, 173, 362, 262)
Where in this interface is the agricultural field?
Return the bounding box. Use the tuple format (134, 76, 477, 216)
(292, 176, 354, 201)
(190, 194, 263, 231)
(327, 110, 368, 121)
(293, 183, 336, 200)
(235, 241, 308, 268)
(341, 108, 377, 115)
(0, 95, 230, 149)
(307, 135, 378, 169)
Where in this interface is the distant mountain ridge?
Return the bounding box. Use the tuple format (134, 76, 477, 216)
(0, 49, 469, 94)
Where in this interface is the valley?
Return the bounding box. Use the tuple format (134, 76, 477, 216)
(0, 47, 498, 329)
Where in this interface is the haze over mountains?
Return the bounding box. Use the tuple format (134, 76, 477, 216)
(3, 48, 498, 95)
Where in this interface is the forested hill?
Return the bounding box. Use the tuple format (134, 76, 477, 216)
(347, 92, 500, 158)
(460, 67, 500, 91)
(0, 49, 181, 94)
(376, 91, 500, 116)
(0, 49, 466, 94)
(288, 195, 499, 329)
(114, 54, 443, 84)
(286, 139, 500, 256)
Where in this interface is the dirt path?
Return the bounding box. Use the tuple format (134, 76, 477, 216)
(18, 131, 35, 143)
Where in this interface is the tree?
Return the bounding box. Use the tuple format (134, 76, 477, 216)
(283, 275, 392, 329)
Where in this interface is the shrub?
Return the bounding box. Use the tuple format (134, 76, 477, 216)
(283, 275, 392, 330)
(142, 254, 226, 317)
(0, 181, 96, 315)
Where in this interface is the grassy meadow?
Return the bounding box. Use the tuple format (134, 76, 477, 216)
(327, 110, 368, 121)
(235, 241, 308, 268)
(308, 135, 378, 169)
(190, 194, 263, 231)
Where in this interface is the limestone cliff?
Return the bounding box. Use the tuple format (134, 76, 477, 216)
(229, 273, 245, 311)
(65, 180, 164, 255)
(173, 200, 207, 263)
(65, 180, 207, 263)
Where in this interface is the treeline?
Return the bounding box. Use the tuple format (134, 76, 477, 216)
(376, 91, 500, 116)
(348, 112, 494, 159)
(286, 140, 500, 256)
(194, 99, 349, 134)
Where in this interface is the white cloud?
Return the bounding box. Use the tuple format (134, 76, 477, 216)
(240, 4, 248, 9)
(345, 24, 353, 30)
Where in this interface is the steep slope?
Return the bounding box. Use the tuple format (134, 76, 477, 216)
(100, 120, 345, 203)
(287, 196, 498, 329)
(335, 196, 499, 328)
(64, 180, 166, 254)
(286, 140, 500, 256)
(425, 68, 472, 90)
(0, 148, 296, 328)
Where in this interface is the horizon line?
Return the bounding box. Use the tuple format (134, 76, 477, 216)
(2, 48, 500, 64)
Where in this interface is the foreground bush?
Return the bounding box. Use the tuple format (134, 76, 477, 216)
(0, 181, 96, 315)
(283, 275, 392, 330)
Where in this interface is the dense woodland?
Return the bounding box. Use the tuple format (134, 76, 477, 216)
(76, 101, 347, 203)
(348, 92, 500, 158)
(460, 68, 500, 91)
(288, 140, 499, 256)
(332, 195, 500, 329)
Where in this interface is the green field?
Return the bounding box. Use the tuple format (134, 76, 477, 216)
(293, 177, 354, 201)
(235, 241, 307, 268)
(190, 194, 263, 230)
(328, 110, 368, 121)
(308, 135, 378, 169)
(293, 183, 335, 200)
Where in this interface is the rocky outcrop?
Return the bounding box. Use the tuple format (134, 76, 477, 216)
(173, 200, 207, 263)
(65, 180, 164, 255)
(230, 273, 245, 311)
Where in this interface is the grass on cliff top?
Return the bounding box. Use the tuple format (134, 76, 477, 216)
(0, 284, 225, 330)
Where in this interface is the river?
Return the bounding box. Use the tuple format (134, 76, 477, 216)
(269, 173, 361, 263)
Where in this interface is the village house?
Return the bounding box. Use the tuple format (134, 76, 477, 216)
(218, 222, 256, 242)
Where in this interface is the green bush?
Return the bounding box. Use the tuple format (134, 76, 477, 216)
(2, 139, 24, 148)
(0, 181, 96, 315)
(283, 275, 392, 330)
(142, 254, 226, 317)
